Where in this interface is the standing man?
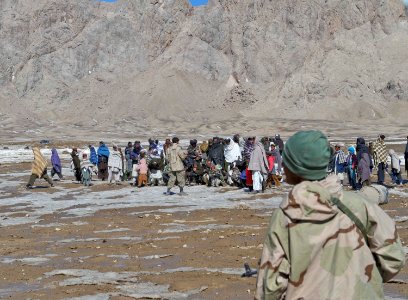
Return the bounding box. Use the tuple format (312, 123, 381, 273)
(224, 137, 242, 185)
(333, 143, 347, 185)
(273, 134, 284, 155)
(373, 135, 388, 185)
(71, 148, 82, 182)
(270, 142, 282, 176)
(107, 144, 122, 185)
(97, 141, 110, 181)
(165, 137, 187, 196)
(125, 142, 133, 180)
(405, 136, 408, 178)
(248, 138, 269, 193)
(255, 130, 405, 299)
(208, 137, 225, 166)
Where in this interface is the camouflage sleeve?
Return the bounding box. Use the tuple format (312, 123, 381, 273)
(255, 209, 289, 300)
(366, 203, 406, 282)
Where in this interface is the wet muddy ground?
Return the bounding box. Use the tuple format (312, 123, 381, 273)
(0, 162, 407, 299)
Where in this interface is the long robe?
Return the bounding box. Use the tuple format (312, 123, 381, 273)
(31, 147, 48, 177)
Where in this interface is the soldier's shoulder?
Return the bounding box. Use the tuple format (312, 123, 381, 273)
(342, 191, 370, 209)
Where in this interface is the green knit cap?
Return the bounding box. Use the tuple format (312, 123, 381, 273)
(282, 130, 330, 181)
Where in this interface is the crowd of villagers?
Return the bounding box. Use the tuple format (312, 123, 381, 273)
(27, 134, 408, 193)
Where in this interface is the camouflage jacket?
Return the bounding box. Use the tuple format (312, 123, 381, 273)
(166, 144, 187, 172)
(255, 175, 405, 300)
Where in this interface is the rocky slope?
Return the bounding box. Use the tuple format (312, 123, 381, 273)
(0, 0, 407, 137)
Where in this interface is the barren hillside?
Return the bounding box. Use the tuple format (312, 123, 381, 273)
(0, 0, 407, 140)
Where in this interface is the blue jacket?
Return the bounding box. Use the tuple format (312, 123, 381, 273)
(97, 144, 110, 159)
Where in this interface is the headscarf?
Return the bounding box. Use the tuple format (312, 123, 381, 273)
(31, 147, 48, 177)
(282, 130, 330, 181)
(248, 139, 269, 174)
(200, 141, 209, 153)
(224, 138, 242, 163)
(51, 148, 62, 173)
(243, 138, 255, 161)
(97, 143, 110, 158)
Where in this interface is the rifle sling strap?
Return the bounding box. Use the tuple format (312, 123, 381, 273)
(330, 196, 369, 242)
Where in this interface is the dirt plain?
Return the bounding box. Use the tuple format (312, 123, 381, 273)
(0, 158, 407, 300)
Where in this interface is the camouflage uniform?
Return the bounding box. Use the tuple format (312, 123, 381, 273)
(166, 144, 187, 189)
(255, 175, 405, 300)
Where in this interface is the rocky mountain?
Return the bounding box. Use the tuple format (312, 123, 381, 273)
(0, 0, 407, 139)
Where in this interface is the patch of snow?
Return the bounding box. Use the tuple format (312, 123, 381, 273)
(65, 294, 110, 300)
(0, 185, 282, 227)
(106, 255, 130, 259)
(1, 256, 50, 266)
(94, 228, 130, 233)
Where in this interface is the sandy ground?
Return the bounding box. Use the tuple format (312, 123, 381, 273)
(0, 161, 407, 299)
(1, 118, 408, 145)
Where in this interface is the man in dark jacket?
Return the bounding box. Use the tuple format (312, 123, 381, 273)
(208, 137, 225, 166)
(71, 148, 82, 182)
(273, 134, 284, 155)
(124, 142, 133, 179)
(131, 142, 142, 165)
(356, 137, 373, 168)
(405, 136, 408, 177)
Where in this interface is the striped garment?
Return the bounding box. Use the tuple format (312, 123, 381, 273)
(373, 138, 388, 164)
(243, 141, 254, 161)
(335, 150, 347, 164)
(31, 147, 48, 177)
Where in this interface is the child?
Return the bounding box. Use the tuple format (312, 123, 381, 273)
(266, 151, 281, 188)
(81, 153, 97, 186)
(136, 152, 148, 188)
(389, 149, 403, 185)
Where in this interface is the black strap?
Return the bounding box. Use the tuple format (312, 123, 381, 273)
(331, 196, 368, 243)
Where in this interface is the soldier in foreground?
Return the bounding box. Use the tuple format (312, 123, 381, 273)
(255, 130, 405, 300)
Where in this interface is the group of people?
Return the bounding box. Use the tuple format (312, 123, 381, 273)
(27, 134, 287, 194)
(330, 135, 407, 190)
(26, 134, 407, 193)
(255, 130, 406, 299)
(23, 131, 407, 298)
